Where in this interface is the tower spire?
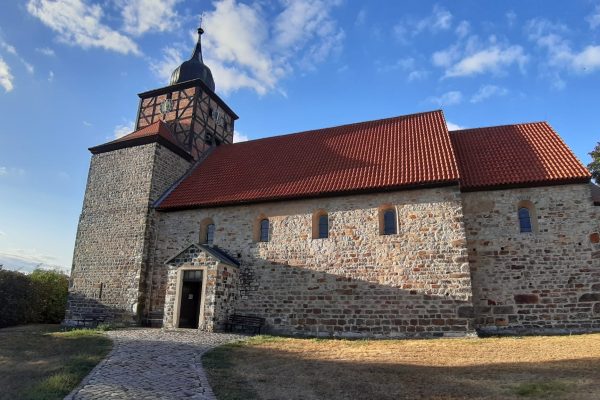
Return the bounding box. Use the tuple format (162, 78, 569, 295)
(191, 26, 204, 63)
(169, 19, 215, 91)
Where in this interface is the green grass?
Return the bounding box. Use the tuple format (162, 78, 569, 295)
(0, 324, 112, 400)
(513, 381, 571, 397)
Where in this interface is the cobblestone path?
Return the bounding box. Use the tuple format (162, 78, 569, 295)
(66, 329, 246, 400)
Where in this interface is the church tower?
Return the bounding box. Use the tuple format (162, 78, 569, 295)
(66, 26, 237, 324)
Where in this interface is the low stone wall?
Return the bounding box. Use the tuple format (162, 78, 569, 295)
(152, 186, 474, 338)
(462, 183, 600, 335)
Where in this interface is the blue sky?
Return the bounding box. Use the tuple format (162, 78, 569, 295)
(0, 0, 599, 272)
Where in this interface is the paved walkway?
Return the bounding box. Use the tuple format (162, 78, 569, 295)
(66, 329, 246, 400)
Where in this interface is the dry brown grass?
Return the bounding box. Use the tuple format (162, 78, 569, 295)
(203, 334, 600, 400)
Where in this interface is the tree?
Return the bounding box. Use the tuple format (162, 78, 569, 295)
(589, 141, 600, 182)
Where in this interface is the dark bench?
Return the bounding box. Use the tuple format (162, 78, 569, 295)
(71, 315, 106, 328)
(224, 314, 265, 334)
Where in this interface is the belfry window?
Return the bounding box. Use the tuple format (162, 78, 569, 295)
(259, 219, 270, 242)
(518, 207, 532, 233)
(383, 209, 397, 235)
(200, 218, 215, 245)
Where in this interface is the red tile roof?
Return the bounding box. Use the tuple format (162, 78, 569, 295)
(450, 122, 591, 191)
(157, 110, 460, 209)
(89, 120, 192, 160)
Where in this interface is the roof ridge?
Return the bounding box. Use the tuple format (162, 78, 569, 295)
(450, 121, 549, 133)
(227, 109, 444, 146)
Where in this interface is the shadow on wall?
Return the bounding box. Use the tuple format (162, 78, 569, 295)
(231, 259, 474, 338)
(64, 293, 140, 326)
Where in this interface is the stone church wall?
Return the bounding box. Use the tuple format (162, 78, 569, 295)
(462, 183, 600, 335)
(151, 186, 474, 338)
(67, 143, 190, 323)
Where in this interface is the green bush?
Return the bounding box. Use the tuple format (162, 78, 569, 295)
(0, 268, 69, 328)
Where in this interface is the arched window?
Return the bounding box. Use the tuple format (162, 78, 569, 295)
(259, 219, 270, 242)
(318, 214, 329, 239)
(206, 224, 215, 245)
(383, 209, 397, 235)
(518, 207, 532, 233)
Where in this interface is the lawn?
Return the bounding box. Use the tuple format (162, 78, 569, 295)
(203, 333, 600, 400)
(0, 324, 112, 400)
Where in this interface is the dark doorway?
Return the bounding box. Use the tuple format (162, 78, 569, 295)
(178, 270, 202, 328)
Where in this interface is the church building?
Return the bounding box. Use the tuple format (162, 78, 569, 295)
(66, 27, 600, 338)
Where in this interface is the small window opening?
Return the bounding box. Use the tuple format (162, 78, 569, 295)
(259, 219, 269, 242)
(206, 224, 215, 245)
(518, 207, 532, 233)
(383, 209, 397, 235)
(318, 214, 329, 239)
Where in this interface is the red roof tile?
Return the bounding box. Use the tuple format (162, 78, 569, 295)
(157, 110, 459, 209)
(450, 122, 591, 191)
(89, 120, 192, 160)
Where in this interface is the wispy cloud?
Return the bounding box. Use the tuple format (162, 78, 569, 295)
(0, 58, 14, 92)
(526, 18, 600, 88)
(427, 90, 463, 106)
(455, 21, 470, 38)
(48, 70, 54, 82)
(0, 249, 67, 273)
(119, 0, 181, 36)
(470, 84, 508, 103)
(233, 130, 249, 143)
(434, 36, 527, 78)
(0, 39, 34, 75)
(376, 57, 429, 81)
(394, 5, 453, 42)
(82, 121, 92, 127)
(0, 166, 25, 176)
(194, 0, 343, 95)
(446, 121, 466, 131)
(36, 47, 55, 56)
(587, 5, 600, 29)
(113, 121, 134, 139)
(27, 0, 140, 55)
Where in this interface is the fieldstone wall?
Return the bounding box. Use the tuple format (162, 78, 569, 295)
(151, 186, 474, 338)
(67, 143, 190, 323)
(462, 183, 600, 335)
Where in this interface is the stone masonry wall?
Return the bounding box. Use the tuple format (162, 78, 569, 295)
(462, 183, 600, 335)
(67, 143, 190, 323)
(151, 186, 474, 338)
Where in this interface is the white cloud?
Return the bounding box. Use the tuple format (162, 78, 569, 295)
(394, 5, 453, 42)
(113, 121, 134, 139)
(0, 230, 5, 236)
(446, 121, 466, 131)
(444, 44, 527, 78)
(119, 0, 181, 36)
(27, 0, 140, 55)
(233, 130, 249, 142)
(36, 47, 55, 56)
(427, 90, 463, 106)
(470, 85, 508, 103)
(0, 59, 14, 92)
(455, 21, 470, 38)
(506, 11, 517, 27)
(83, 120, 92, 127)
(0, 166, 25, 176)
(355, 8, 367, 26)
(587, 5, 600, 29)
(150, 46, 183, 83)
(376, 57, 428, 81)
(48, 70, 54, 82)
(526, 18, 600, 86)
(0, 39, 34, 74)
(152, 0, 344, 95)
(0, 249, 67, 273)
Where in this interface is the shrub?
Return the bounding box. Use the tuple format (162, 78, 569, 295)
(0, 268, 69, 328)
